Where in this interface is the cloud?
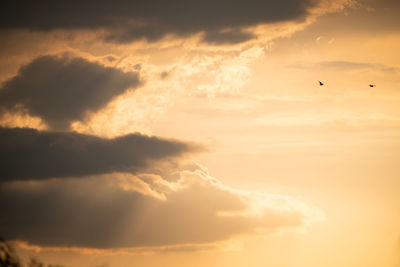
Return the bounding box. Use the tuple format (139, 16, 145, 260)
(0, 127, 200, 182)
(0, 54, 141, 130)
(289, 60, 400, 73)
(0, 165, 322, 249)
(318, 61, 400, 72)
(0, 0, 323, 44)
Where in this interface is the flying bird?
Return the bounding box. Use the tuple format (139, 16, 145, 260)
(318, 81, 324, 86)
(369, 84, 376, 87)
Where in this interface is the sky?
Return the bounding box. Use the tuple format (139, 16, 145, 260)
(0, 0, 399, 266)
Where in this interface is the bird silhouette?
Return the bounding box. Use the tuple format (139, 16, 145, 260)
(318, 81, 324, 86)
(369, 84, 376, 87)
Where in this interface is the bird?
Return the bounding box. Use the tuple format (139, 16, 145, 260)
(318, 81, 324, 86)
(369, 84, 376, 87)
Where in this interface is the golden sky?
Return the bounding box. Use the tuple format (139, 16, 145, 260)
(0, 0, 399, 266)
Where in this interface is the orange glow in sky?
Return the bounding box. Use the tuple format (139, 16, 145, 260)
(0, 0, 399, 266)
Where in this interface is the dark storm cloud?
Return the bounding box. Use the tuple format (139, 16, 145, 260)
(0, 0, 318, 44)
(0, 127, 198, 182)
(0, 55, 141, 130)
(0, 173, 305, 249)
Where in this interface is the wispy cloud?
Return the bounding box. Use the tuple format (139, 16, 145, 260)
(289, 60, 400, 73)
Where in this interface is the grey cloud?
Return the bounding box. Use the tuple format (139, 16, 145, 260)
(0, 171, 309, 249)
(291, 0, 400, 38)
(0, 55, 141, 130)
(0, 127, 199, 182)
(202, 29, 256, 45)
(0, 0, 318, 44)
